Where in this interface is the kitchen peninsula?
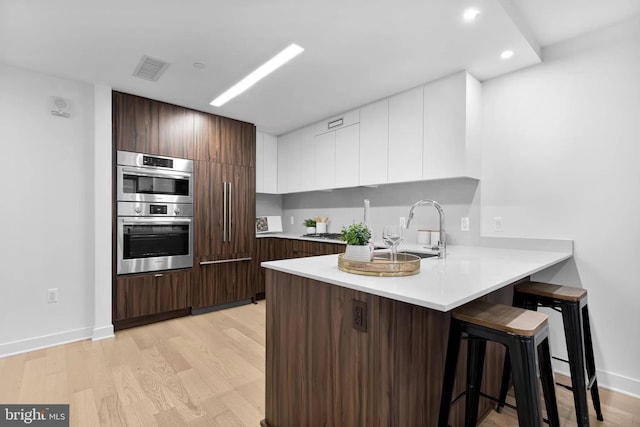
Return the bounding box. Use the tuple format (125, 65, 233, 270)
(260, 242, 572, 426)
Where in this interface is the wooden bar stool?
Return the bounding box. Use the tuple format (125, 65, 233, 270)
(438, 300, 560, 427)
(497, 281, 604, 426)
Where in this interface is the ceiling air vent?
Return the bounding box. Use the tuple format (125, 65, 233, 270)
(133, 55, 170, 82)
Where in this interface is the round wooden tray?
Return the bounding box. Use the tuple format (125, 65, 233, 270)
(338, 252, 420, 277)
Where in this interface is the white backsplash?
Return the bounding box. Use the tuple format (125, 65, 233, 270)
(257, 178, 481, 246)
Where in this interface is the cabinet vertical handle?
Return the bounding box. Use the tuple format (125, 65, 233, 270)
(223, 181, 227, 242)
(228, 182, 233, 242)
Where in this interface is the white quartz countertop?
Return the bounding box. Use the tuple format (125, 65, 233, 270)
(261, 245, 572, 312)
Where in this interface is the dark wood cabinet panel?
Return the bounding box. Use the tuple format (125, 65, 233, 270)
(264, 270, 512, 426)
(291, 240, 344, 258)
(219, 117, 256, 167)
(193, 111, 220, 161)
(193, 259, 253, 309)
(255, 238, 294, 295)
(254, 238, 344, 295)
(194, 161, 255, 259)
(113, 90, 257, 318)
(115, 269, 191, 321)
(113, 91, 158, 154)
(157, 102, 195, 159)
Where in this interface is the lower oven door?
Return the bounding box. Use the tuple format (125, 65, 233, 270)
(117, 216, 193, 274)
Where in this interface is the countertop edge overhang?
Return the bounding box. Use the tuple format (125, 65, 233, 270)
(262, 242, 573, 312)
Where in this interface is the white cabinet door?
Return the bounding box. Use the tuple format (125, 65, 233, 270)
(422, 71, 481, 180)
(359, 99, 388, 186)
(263, 133, 278, 193)
(256, 131, 264, 193)
(388, 86, 423, 183)
(277, 133, 290, 194)
(335, 124, 360, 188)
(299, 125, 316, 191)
(286, 129, 302, 193)
(360, 99, 389, 185)
(423, 72, 466, 179)
(314, 131, 336, 190)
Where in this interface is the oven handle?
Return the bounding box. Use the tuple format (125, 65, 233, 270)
(199, 257, 252, 265)
(120, 166, 191, 180)
(119, 217, 192, 226)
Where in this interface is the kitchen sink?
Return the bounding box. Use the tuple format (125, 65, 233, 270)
(398, 250, 438, 259)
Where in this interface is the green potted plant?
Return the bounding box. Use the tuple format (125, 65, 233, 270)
(303, 218, 317, 234)
(340, 223, 374, 261)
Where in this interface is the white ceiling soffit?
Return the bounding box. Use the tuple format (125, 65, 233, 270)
(0, 0, 637, 135)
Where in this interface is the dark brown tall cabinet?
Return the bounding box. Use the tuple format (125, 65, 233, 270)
(112, 91, 256, 329)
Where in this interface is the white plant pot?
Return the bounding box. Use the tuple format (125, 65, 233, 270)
(344, 245, 373, 262)
(306, 226, 316, 234)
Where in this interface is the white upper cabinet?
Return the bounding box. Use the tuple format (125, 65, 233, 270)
(263, 133, 278, 193)
(335, 124, 360, 188)
(256, 131, 278, 194)
(314, 131, 336, 190)
(299, 125, 316, 192)
(276, 132, 290, 194)
(277, 131, 302, 193)
(423, 71, 481, 180)
(359, 99, 388, 186)
(388, 86, 424, 183)
(274, 71, 481, 194)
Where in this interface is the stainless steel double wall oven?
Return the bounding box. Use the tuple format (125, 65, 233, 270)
(116, 151, 194, 274)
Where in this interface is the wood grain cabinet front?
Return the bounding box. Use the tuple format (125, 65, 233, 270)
(193, 258, 253, 309)
(115, 269, 192, 322)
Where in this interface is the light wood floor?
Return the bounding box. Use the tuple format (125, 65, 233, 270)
(1, 300, 638, 426)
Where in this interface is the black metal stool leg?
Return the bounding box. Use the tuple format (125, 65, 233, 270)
(582, 304, 604, 421)
(538, 336, 560, 427)
(439, 318, 463, 427)
(465, 338, 486, 427)
(496, 349, 510, 413)
(562, 301, 590, 427)
(508, 337, 543, 427)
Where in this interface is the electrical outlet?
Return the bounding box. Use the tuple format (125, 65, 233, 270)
(399, 217, 406, 228)
(494, 217, 504, 232)
(461, 217, 469, 232)
(290, 216, 294, 225)
(352, 300, 367, 332)
(47, 288, 58, 303)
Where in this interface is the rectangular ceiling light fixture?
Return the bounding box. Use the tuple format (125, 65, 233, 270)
(210, 43, 304, 107)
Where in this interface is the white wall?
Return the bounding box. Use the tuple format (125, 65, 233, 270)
(0, 63, 112, 355)
(480, 16, 640, 396)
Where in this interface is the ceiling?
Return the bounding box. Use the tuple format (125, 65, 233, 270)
(1, 0, 638, 135)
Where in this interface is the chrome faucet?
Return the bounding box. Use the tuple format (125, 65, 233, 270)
(406, 199, 446, 258)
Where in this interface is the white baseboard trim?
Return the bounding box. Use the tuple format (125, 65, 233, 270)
(92, 325, 114, 342)
(0, 327, 93, 358)
(554, 366, 640, 399)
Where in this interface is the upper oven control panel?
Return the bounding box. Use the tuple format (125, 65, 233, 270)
(117, 202, 194, 217)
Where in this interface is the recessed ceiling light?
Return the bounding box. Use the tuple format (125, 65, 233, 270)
(210, 43, 304, 107)
(500, 50, 514, 59)
(193, 62, 205, 69)
(463, 8, 480, 21)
